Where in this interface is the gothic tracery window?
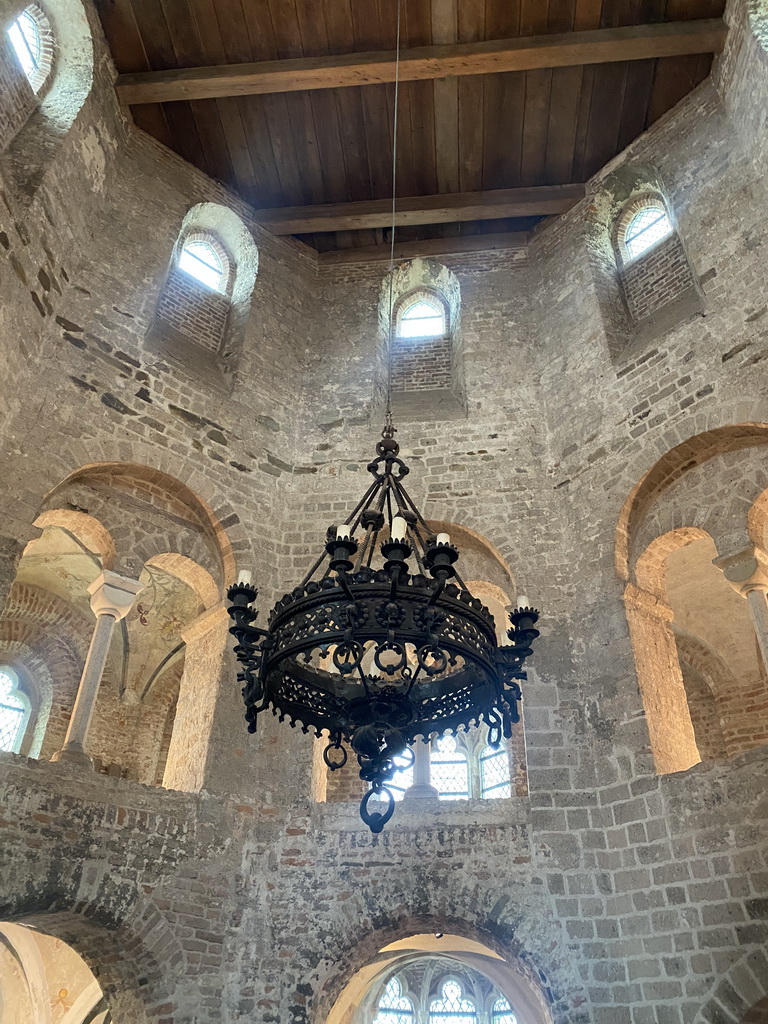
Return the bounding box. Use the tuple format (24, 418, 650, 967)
(431, 736, 470, 800)
(428, 979, 478, 1023)
(491, 997, 518, 1024)
(0, 668, 29, 753)
(480, 744, 512, 799)
(373, 976, 414, 1024)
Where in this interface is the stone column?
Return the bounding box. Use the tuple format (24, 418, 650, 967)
(404, 736, 438, 800)
(52, 570, 143, 768)
(162, 603, 231, 793)
(714, 546, 768, 671)
(622, 582, 699, 774)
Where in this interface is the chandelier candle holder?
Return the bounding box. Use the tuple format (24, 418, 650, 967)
(227, 425, 540, 832)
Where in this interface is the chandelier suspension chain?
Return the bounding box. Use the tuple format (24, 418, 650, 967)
(385, 0, 403, 425)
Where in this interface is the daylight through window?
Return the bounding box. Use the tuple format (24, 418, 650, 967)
(179, 239, 227, 292)
(428, 979, 477, 1023)
(623, 205, 673, 261)
(6, 4, 53, 93)
(398, 297, 445, 339)
(0, 669, 28, 753)
(431, 736, 470, 800)
(373, 976, 415, 1024)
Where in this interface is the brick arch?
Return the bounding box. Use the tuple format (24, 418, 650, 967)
(0, 639, 55, 757)
(694, 951, 768, 1024)
(4, 893, 186, 1023)
(144, 551, 219, 609)
(673, 629, 731, 761)
(312, 909, 581, 1024)
(616, 416, 768, 583)
(42, 458, 248, 586)
(634, 526, 712, 597)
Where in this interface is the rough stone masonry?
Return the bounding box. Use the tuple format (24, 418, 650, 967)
(2, 0, 768, 1021)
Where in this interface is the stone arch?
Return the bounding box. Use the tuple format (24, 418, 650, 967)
(0, 896, 185, 1023)
(144, 552, 219, 610)
(319, 922, 565, 1024)
(43, 460, 242, 587)
(672, 629, 731, 761)
(694, 948, 768, 1024)
(616, 418, 768, 584)
(0, 0, 95, 197)
(33, 508, 116, 569)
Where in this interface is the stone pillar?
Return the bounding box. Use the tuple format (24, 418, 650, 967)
(714, 546, 768, 671)
(52, 570, 143, 768)
(404, 736, 438, 800)
(162, 603, 231, 793)
(622, 582, 699, 774)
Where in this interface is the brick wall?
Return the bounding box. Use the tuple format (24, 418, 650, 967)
(0, 34, 36, 154)
(154, 266, 230, 354)
(621, 233, 699, 325)
(391, 333, 453, 392)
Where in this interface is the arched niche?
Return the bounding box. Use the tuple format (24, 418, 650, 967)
(378, 259, 465, 420)
(326, 932, 553, 1024)
(148, 202, 259, 387)
(0, 0, 95, 197)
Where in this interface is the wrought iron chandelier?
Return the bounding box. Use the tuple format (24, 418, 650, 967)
(227, 416, 539, 831)
(226, 0, 539, 832)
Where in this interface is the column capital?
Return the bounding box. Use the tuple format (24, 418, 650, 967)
(713, 546, 768, 596)
(88, 570, 144, 620)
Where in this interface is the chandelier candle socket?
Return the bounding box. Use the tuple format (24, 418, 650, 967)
(227, 425, 540, 832)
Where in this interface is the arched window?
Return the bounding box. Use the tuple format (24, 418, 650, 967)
(374, 977, 414, 1024)
(480, 744, 512, 799)
(397, 295, 446, 339)
(0, 668, 30, 753)
(178, 237, 228, 293)
(491, 997, 517, 1024)
(429, 979, 477, 1023)
(431, 736, 470, 800)
(621, 201, 673, 262)
(6, 4, 54, 94)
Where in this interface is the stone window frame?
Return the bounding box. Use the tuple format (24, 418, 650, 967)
(613, 192, 674, 268)
(6, 3, 56, 95)
(176, 230, 234, 297)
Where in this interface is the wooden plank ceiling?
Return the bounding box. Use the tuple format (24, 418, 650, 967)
(96, 0, 726, 257)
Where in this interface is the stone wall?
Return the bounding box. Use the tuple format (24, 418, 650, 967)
(2, 0, 768, 1021)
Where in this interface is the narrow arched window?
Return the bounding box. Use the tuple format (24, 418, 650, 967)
(178, 238, 227, 293)
(429, 979, 477, 1023)
(374, 977, 414, 1024)
(431, 736, 469, 800)
(0, 668, 30, 753)
(397, 296, 446, 339)
(6, 4, 54, 94)
(491, 997, 517, 1024)
(479, 744, 511, 799)
(621, 202, 673, 262)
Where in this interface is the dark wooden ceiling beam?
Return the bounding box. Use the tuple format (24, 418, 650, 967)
(318, 232, 530, 266)
(253, 184, 584, 234)
(115, 19, 727, 105)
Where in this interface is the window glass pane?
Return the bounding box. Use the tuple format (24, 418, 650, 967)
(179, 240, 225, 291)
(399, 299, 445, 338)
(0, 670, 26, 752)
(374, 977, 414, 1024)
(431, 736, 469, 800)
(429, 979, 477, 1023)
(369, 751, 413, 802)
(491, 997, 517, 1024)
(7, 7, 47, 91)
(624, 206, 672, 260)
(480, 745, 511, 799)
